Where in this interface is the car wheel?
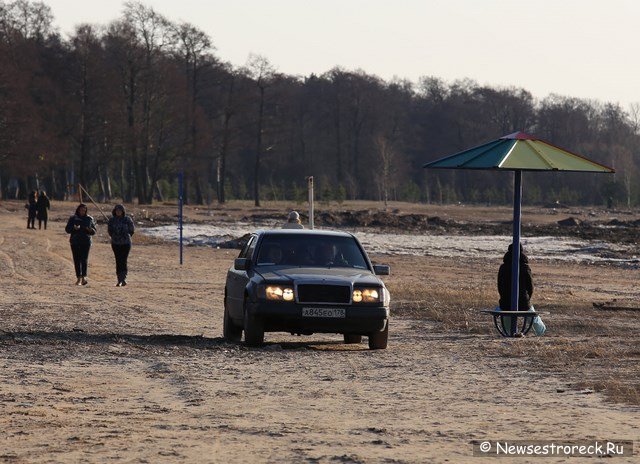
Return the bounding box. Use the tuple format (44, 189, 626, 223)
(368, 321, 388, 350)
(344, 334, 362, 344)
(223, 300, 242, 342)
(243, 305, 264, 347)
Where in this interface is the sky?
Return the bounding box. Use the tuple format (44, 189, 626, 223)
(43, 0, 640, 109)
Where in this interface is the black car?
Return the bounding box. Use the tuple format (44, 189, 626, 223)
(223, 230, 390, 349)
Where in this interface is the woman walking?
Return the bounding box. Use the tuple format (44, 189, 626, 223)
(65, 204, 97, 285)
(36, 191, 50, 230)
(107, 204, 135, 286)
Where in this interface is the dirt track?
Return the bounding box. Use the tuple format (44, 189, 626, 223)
(1, 204, 638, 463)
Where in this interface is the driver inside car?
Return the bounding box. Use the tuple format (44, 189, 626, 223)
(262, 244, 283, 265)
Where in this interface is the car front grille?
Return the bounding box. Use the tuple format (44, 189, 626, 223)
(297, 284, 351, 304)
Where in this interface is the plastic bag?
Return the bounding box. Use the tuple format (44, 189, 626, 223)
(529, 306, 546, 336)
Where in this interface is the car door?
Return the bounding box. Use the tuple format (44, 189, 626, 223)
(226, 234, 256, 319)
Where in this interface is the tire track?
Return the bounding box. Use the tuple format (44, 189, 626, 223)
(0, 232, 20, 279)
(46, 237, 75, 267)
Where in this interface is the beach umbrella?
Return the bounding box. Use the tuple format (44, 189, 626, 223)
(422, 131, 614, 335)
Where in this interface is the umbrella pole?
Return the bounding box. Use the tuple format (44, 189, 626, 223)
(510, 170, 523, 335)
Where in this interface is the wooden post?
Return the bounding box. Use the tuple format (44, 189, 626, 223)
(307, 176, 314, 230)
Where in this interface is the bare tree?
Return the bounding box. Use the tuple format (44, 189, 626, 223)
(71, 24, 101, 189)
(374, 135, 396, 209)
(127, 2, 173, 204)
(245, 53, 275, 207)
(628, 102, 640, 134)
(216, 67, 237, 204)
(104, 19, 141, 202)
(172, 21, 212, 204)
(104, 2, 173, 203)
(0, 0, 53, 41)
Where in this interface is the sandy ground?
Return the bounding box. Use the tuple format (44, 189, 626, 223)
(0, 202, 638, 463)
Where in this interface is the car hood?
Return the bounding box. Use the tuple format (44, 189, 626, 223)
(255, 267, 382, 286)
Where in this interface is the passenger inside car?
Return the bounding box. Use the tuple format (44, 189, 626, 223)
(259, 244, 284, 265)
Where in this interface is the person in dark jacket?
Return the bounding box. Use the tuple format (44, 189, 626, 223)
(107, 204, 135, 286)
(65, 203, 97, 285)
(36, 191, 50, 230)
(25, 190, 37, 229)
(498, 243, 533, 311)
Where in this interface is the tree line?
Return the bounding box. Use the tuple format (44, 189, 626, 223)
(1, 0, 638, 207)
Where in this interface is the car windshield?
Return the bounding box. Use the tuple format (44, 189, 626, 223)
(256, 234, 369, 269)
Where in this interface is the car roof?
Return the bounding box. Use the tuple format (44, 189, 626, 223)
(255, 229, 355, 238)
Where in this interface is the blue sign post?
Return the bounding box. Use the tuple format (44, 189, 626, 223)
(510, 170, 523, 334)
(178, 171, 184, 265)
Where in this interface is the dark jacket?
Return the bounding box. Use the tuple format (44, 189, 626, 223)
(36, 195, 50, 220)
(65, 209, 97, 246)
(108, 204, 135, 245)
(498, 248, 534, 311)
(26, 192, 37, 217)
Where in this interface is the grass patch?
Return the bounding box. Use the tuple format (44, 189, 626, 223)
(481, 336, 640, 406)
(388, 280, 640, 406)
(573, 379, 640, 405)
(388, 281, 494, 333)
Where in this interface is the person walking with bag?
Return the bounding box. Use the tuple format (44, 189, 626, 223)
(65, 204, 97, 285)
(108, 204, 135, 286)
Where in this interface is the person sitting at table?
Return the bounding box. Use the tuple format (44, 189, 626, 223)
(498, 243, 533, 311)
(497, 244, 545, 335)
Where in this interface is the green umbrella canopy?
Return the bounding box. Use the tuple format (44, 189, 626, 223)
(422, 132, 614, 173)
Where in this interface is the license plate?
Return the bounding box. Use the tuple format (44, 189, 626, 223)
(302, 307, 346, 318)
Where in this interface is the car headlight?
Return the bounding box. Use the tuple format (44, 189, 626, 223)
(262, 285, 295, 301)
(282, 288, 294, 301)
(353, 288, 381, 303)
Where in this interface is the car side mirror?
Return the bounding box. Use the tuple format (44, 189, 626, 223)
(234, 258, 251, 271)
(373, 264, 390, 276)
